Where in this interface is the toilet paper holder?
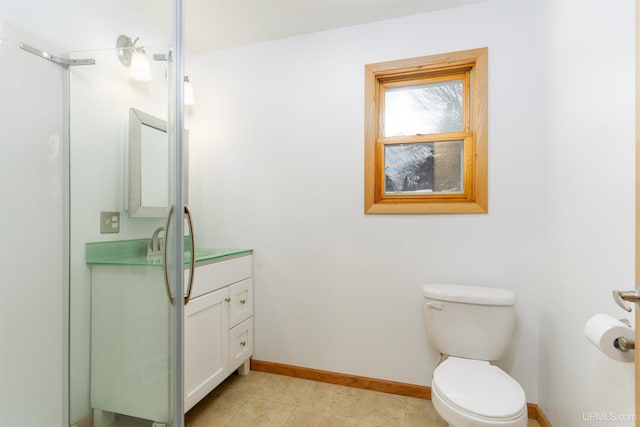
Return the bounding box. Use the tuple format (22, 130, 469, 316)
(614, 336, 635, 352)
(585, 313, 635, 361)
(609, 314, 635, 352)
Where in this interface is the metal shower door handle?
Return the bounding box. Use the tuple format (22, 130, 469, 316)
(183, 205, 196, 305)
(612, 289, 640, 312)
(162, 205, 196, 305)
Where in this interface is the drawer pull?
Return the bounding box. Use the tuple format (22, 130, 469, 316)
(240, 341, 246, 347)
(240, 299, 246, 304)
(225, 297, 231, 303)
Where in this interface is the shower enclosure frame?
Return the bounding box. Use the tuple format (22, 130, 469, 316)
(169, 0, 186, 425)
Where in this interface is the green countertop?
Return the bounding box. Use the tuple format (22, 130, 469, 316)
(86, 239, 252, 267)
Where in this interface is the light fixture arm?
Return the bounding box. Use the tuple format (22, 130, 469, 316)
(116, 35, 141, 67)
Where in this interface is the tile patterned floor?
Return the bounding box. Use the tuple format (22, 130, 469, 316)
(185, 371, 542, 427)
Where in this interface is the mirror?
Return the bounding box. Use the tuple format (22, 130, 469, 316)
(128, 108, 188, 217)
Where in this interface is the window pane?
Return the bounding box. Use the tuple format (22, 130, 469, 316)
(384, 80, 463, 137)
(384, 141, 463, 194)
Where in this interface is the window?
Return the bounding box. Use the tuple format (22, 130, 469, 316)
(364, 48, 488, 214)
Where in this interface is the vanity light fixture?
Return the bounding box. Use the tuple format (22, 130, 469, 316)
(129, 48, 151, 81)
(116, 35, 152, 82)
(184, 76, 195, 105)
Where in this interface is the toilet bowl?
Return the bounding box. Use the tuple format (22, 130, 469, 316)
(422, 284, 527, 427)
(431, 357, 527, 427)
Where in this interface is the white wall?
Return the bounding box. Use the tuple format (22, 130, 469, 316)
(187, 0, 542, 401)
(0, 21, 66, 427)
(538, 0, 636, 426)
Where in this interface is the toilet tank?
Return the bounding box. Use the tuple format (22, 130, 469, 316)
(422, 283, 516, 361)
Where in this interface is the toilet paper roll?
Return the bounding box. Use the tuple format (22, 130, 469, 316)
(584, 314, 635, 363)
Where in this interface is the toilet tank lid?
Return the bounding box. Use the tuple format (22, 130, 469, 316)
(422, 284, 515, 306)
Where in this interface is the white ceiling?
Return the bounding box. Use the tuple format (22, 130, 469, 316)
(1, 0, 487, 53)
(184, 0, 487, 52)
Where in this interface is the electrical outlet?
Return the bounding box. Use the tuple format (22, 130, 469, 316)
(100, 211, 120, 234)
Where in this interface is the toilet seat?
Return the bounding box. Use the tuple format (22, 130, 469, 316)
(432, 357, 527, 427)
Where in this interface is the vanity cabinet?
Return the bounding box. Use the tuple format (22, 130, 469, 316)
(184, 257, 253, 412)
(89, 251, 253, 426)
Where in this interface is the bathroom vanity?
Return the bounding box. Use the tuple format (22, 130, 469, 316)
(184, 253, 253, 411)
(86, 241, 253, 426)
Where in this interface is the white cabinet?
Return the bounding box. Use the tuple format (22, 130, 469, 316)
(90, 253, 253, 425)
(184, 258, 254, 412)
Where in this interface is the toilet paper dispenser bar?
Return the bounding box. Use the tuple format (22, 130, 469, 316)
(614, 336, 635, 352)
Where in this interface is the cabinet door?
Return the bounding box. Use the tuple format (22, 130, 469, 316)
(229, 317, 253, 372)
(184, 287, 229, 412)
(91, 267, 170, 421)
(229, 278, 253, 328)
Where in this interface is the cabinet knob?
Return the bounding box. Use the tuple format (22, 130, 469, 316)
(225, 297, 231, 303)
(240, 341, 246, 347)
(240, 299, 246, 304)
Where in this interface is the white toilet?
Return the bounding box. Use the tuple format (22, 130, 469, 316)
(422, 283, 527, 427)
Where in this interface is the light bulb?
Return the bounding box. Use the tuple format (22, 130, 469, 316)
(129, 49, 151, 81)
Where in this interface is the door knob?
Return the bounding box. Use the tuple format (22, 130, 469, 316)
(612, 289, 640, 312)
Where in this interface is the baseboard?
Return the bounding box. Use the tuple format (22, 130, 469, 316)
(251, 359, 431, 399)
(535, 405, 553, 427)
(251, 359, 548, 423)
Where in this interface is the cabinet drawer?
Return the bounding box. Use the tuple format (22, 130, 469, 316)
(229, 278, 253, 328)
(189, 255, 252, 299)
(229, 317, 253, 372)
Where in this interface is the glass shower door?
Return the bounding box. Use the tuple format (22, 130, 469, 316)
(1, 1, 186, 426)
(67, 2, 187, 425)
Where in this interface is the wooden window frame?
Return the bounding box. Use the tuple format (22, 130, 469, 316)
(364, 48, 488, 214)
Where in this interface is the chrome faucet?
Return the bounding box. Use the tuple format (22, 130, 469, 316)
(148, 226, 165, 256)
